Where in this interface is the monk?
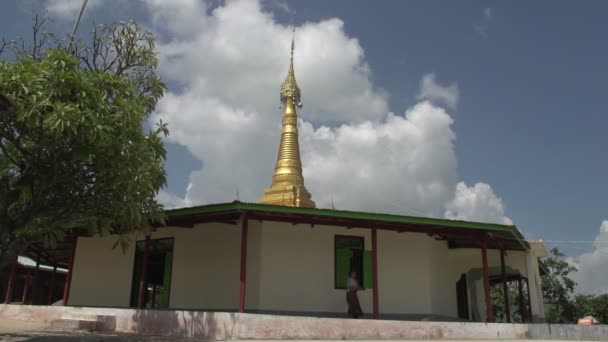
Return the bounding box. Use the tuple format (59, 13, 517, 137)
(346, 271, 363, 318)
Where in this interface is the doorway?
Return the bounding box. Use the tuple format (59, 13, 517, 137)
(130, 238, 174, 308)
(456, 273, 469, 320)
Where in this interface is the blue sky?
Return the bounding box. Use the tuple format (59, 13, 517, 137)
(290, 0, 608, 245)
(2, 0, 607, 292)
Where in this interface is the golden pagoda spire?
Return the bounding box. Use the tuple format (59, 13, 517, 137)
(260, 30, 315, 208)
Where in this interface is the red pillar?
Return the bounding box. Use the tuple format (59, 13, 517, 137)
(63, 235, 79, 306)
(481, 234, 494, 322)
(30, 256, 40, 305)
(500, 249, 511, 323)
(4, 258, 18, 304)
(137, 235, 151, 309)
(371, 228, 379, 319)
(238, 214, 249, 313)
(21, 274, 29, 304)
(518, 277, 526, 322)
(48, 264, 57, 305)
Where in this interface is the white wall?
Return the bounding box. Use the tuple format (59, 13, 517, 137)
(69, 235, 135, 307)
(251, 222, 373, 313)
(250, 225, 455, 316)
(429, 238, 457, 317)
(68, 220, 541, 321)
(158, 225, 240, 309)
(377, 231, 432, 314)
(69, 223, 241, 310)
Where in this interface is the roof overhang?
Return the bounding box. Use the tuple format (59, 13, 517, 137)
(23, 202, 530, 266)
(528, 240, 549, 257)
(161, 202, 530, 251)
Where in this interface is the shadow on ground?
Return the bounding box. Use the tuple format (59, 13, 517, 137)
(0, 331, 207, 341)
(130, 308, 237, 340)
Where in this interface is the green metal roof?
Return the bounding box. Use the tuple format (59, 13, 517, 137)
(165, 202, 529, 250)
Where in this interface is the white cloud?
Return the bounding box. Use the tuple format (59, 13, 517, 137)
(302, 101, 458, 215)
(155, 189, 191, 210)
(484, 8, 492, 20)
(46, 0, 509, 225)
(145, 0, 460, 217)
(474, 7, 493, 39)
(151, 0, 388, 125)
(444, 182, 513, 225)
(43, 0, 101, 20)
(262, 0, 291, 14)
(569, 221, 608, 294)
(417, 73, 460, 110)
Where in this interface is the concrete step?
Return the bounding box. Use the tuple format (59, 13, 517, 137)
(51, 314, 117, 332)
(50, 319, 98, 332)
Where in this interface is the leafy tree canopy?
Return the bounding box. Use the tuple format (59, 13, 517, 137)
(0, 18, 168, 270)
(542, 247, 578, 323)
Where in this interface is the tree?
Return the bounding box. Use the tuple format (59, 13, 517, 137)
(590, 294, 608, 324)
(491, 280, 530, 323)
(0, 18, 168, 270)
(542, 247, 578, 323)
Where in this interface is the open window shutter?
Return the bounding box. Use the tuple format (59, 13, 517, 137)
(363, 250, 373, 289)
(336, 248, 352, 288)
(159, 251, 173, 308)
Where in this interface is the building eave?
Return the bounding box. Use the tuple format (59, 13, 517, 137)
(162, 202, 529, 251)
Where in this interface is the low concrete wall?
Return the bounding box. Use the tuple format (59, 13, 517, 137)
(528, 324, 608, 341)
(0, 304, 605, 340)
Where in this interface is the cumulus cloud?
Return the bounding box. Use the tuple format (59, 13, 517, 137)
(444, 182, 513, 225)
(417, 73, 460, 110)
(150, 0, 388, 125)
(568, 221, 608, 294)
(43, 0, 512, 225)
(155, 189, 191, 210)
(143, 0, 460, 217)
(302, 101, 458, 215)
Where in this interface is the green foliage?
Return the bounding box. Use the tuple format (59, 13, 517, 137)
(491, 281, 530, 323)
(542, 247, 578, 323)
(0, 20, 168, 269)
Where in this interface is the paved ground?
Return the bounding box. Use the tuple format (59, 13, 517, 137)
(0, 318, 204, 341)
(0, 318, 587, 342)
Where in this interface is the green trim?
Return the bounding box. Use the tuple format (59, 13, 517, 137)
(165, 202, 529, 250)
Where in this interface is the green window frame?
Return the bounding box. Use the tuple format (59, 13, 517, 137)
(334, 235, 373, 289)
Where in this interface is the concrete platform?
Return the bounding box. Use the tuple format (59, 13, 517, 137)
(1, 304, 607, 340)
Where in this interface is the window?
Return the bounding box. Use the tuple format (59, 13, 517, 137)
(334, 235, 373, 289)
(130, 238, 174, 309)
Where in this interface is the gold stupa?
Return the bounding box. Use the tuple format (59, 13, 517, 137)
(259, 35, 315, 208)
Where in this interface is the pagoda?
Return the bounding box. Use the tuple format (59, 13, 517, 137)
(259, 34, 315, 208)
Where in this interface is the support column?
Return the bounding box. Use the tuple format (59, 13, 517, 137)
(481, 234, 494, 322)
(238, 214, 249, 313)
(137, 235, 151, 309)
(518, 277, 526, 322)
(63, 234, 78, 306)
(31, 256, 40, 305)
(21, 273, 29, 304)
(48, 264, 57, 305)
(500, 249, 511, 323)
(4, 258, 18, 304)
(525, 278, 533, 322)
(371, 228, 379, 319)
